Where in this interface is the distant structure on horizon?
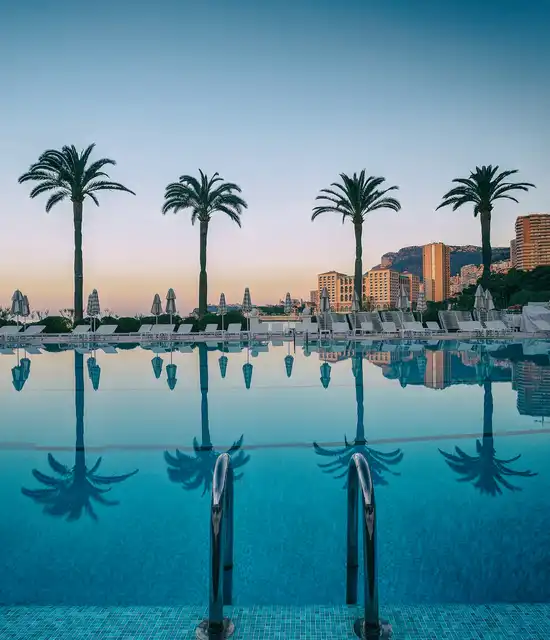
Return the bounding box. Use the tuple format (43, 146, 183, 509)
(422, 242, 450, 302)
(514, 213, 550, 271)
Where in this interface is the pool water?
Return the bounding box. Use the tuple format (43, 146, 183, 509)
(0, 340, 548, 609)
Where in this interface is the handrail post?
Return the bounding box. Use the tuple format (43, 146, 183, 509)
(196, 453, 235, 639)
(347, 453, 392, 639)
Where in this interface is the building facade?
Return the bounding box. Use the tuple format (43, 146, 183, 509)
(399, 272, 420, 304)
(450, 275, 462, 297)
(510, 239, 517, 269)
(310, 289, 319, 308)
(317, 271, 355, 311)
(364, 268, 401, 309)
(514, 214, 550, 271)
(422, 242, 450, 302)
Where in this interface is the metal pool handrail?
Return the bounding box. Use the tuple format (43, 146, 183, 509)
(347, 452, 391, 639)
(196, 453, 235, 639)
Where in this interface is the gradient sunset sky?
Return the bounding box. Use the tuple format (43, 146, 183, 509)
(0, 0, 548, 315)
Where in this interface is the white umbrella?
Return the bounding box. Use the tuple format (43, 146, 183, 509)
(21, 295, 30, 328)
(396, 283, 409, 311)
(485, 289, 495, 312)
(416, 285, 427, 323)
(218, 293, 227, 333)
(86, 289, 101, 331)
(242, 287, 252, 333)
(165, 288, 177, 324)
(284, 292, 292, 315)
(474, 284, 486, 320)
(151, 293, 162, 324)
(11, 290, 25, 327)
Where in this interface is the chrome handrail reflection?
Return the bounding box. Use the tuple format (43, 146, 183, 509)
(196, 452, 235, 639)
(347, 452, 391, 639)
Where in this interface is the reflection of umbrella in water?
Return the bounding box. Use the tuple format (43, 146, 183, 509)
(152, 355, 163, 379)
(439, 380, 536, 496)
(243, 361, 253, 389)
(164, 343, 250, 495)
(218, 354, 228, 378)
(12, 364, 26, 391)
(166, 363, 177, 390)
(21, 351, 138, 521)
(320, 362, 331, 389)
(314, 351, 403, 486)
(87, 355, 101, 391)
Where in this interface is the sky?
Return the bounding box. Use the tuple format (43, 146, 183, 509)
(0, 0, 549, 315)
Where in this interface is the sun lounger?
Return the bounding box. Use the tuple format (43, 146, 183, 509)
(332, 322, 350, 336)
(175, 323, 194, 336)
(22, 325, 45, 336)
(425, 321, 443, 334)
(71, 325, 91, 338)
(137, 324, 153, 336)
(381, 321, 398, 335)
(226, 323, 244, 337)
(360, 321, 374, 335)
(99, 345, 118, 354)
(532, 318, 550, 333)
(93, 324, 118, 337)
(457, 320, 484, 335)
(402, 321, 428, 336)
(202, 323, 220, 335)
(252, 323, 269, 337)
(304, 324, 319, 336)
(0, 348, 15, 354)
(151, 324, 175, 336)
(484, 320, 508, 335)
(24, 346, 43, 354)
(0, 326, 22, 337)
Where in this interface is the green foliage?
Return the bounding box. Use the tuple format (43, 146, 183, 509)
(258, 305, 284, 315)
(422, 301, 446, 323)
(110, 316, 140, 333)
(185, 311, 247, 331)
(37, 315, 73, 333)
(140, 314, 182, 326)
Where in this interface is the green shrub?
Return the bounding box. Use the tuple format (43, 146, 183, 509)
(114, 316, 141, 333)
(36, 316, 73, 333)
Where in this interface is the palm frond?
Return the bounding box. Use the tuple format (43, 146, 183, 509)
(45, 191, 69, 212)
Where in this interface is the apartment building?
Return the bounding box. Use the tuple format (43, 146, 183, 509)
(514, 214, 550, 270)
(423, 243, 450, 302)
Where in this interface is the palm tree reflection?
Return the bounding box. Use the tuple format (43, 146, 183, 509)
(164, 343, 250, 495)
(439, 378, 537, 496)
(21, 351, 138, 521)
(314, 350, 403, 486)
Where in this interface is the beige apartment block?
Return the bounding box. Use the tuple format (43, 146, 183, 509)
(423, 242, 450, 302)
(514, 214, 550, 270)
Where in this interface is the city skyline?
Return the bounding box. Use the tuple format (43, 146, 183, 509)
(1, 0, 549, 315)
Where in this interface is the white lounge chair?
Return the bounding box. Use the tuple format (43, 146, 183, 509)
(137, 324, 153, 336)
(360, 321, 374, 335)
(532, 318, 550, 333)
(22, 325, 45, 336)
(252, 324, 269, 337)
(484, 320, 508, 335)
(270, 322, 286, 335)
(332, 322, 350, 336)
(93, 324, 118, 337)
(402, 321, 428, 336)
(152, 324, 175, 336)
(425, 321, 443, 334)
(381, 321, 398, 335)
(202, 323, 220, 335)
(226, 323, 244, 337)
(304, 323, 319, 336)
(71, 325, 91, 337)
(457, 320, 484, 335)
(0, 326, 22, 337)
(175, 324, 194, 336)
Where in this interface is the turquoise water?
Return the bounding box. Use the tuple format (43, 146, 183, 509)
(0, 340, 548, 607)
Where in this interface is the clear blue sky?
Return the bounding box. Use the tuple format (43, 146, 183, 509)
(0, 0, 548, 314)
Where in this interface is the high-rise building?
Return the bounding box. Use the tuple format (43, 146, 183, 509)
(364, 268, 401, 309)
(510, 239, 517, 269)
(317, 271, 354, 311)
(514, 214, 550, 270)
(422, 243, 450, 302)
(399, 272, 420, 304)
(310, 289, 319, 308)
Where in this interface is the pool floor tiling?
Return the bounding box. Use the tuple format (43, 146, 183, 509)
(1, 604, 549, 639)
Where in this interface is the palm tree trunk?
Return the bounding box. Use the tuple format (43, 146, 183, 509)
(480, 210, 492, 289)
(198, 221, 208, 317)
(198, 343, 212, 449)
(354, 353, 366, 444)
(74, 351, 86, 474)
(482, 380, 493, 440)
(354, 222, 363, 310)
(73, 201, 84, 323)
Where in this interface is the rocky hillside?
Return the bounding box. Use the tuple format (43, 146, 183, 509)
(378, 245, 510, 278)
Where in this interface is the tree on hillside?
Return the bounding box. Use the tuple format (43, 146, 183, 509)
(162, 170, 247, 318)
(312, 171, 401, 309)
(437, 166, 534, 288)
(18, 144, 135, 322)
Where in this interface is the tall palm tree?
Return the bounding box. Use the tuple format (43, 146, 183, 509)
(161, 170, 247, 317)
(21, 352, 138, 521)
(164, 343, 250, 495)
(313, 350, 403, 486)
(312, 171, 401, 308)
(18, 144, 135, 322)
(439, 379, 536, 496)
(437, 166, 535, 288)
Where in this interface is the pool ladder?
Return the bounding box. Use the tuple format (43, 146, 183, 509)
(196, 452, 391, 639)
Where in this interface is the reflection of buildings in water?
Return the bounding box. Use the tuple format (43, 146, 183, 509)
(321, 350, 351, 363)
(513, 361, 550, 418)
(365, 351, 395, 365)
(424, 350, 452, 390)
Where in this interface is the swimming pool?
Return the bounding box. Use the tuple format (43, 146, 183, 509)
(1, 340, 549, 635)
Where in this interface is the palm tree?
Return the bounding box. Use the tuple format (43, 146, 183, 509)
(312, 171, 401, 308)
(164, 343, 250, 495)
(439, 379, 536, 496)
(437, 166, 535, 288)
(162, 170, 247, 317)
(21, 352, 138, 521)
(313, 351, 403, 486)
(18, 144, 135, 322)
